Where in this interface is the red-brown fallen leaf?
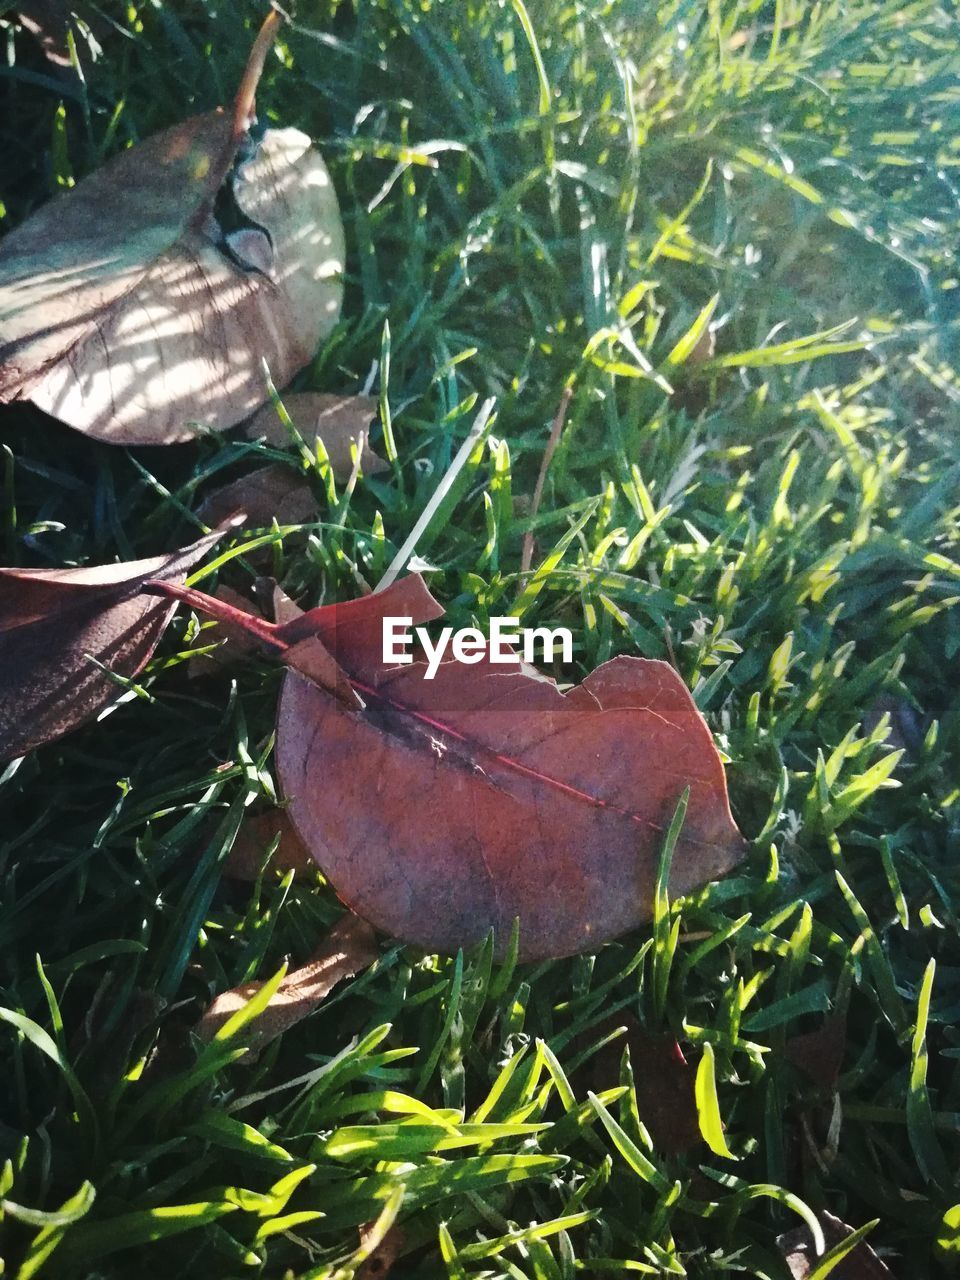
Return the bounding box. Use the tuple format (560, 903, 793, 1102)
(223, 810, 317, 882)
(242, 392, 388, 477)
(144, 574, 747, 960)
(197, 914, 376, 1051)
(197, 464, 319, 530)
(273, 579, 746, 961)
(778, 1211, 891, 1278)
(0, 530, 222, 761)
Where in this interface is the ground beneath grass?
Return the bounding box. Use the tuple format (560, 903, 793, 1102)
(1, 2, 959, 1277)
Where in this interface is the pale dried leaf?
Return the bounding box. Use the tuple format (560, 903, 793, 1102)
(243, 392, 387, 476)
(779, 1212, 891, 1279)
(0, 112, 233, 400)
(197, 915, 377, 1051)
(1, 122, 345, 444)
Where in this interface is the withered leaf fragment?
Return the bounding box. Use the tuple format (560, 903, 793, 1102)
(223, 809, 317, 882)
(0, 14, 345, 444)
(778, 1212, 891, 1279)
(242, 392, 388, 477)
(0, 530, 221, 761)
(197, 914, 376, 1053)
(785, 1010, 848, 1090)
(579, 1016, 701, 1155)
(355, 1224, 408, 1280)
(197, 464, 319, 530)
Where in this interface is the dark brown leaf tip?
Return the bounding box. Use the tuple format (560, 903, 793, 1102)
(0, 531, 222, 761)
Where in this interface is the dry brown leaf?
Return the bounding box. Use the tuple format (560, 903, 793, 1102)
(580, 1016, 701, 1156)
(355, 1224, 408, 1280)
(197, 914, 376, 1051)
(223, 809, 316, 882)
(197, 463, 318, 529)
(0, 20, 345, 444)
(778, 1211, 891, 1279)
(143, 574, 747, 961)
(687, 325, 716, 366)
(242, 392, 388, 476)
(269, 578, 747, 962)
(0, 530, 222, 761)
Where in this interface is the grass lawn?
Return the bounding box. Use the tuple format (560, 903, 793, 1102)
(1, 0, 959, 1275)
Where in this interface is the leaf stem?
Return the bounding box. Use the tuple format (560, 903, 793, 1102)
(143, 579, 286, 653)
(233, 8, 282, 141)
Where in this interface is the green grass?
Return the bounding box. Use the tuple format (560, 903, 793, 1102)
(1, 0, 959, 1276)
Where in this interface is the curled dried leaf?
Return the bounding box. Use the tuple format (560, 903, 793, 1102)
(0, 17, 345, 444)
(0, 530, 222, 761)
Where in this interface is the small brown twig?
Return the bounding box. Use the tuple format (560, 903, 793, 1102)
(520, 383, 574, 576)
